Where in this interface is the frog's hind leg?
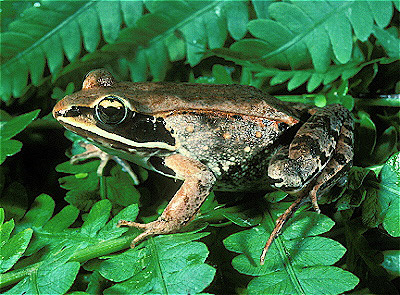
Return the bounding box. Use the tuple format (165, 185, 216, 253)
(308, 114, 354, 212)
(262, 105, 353, 263)
(268, 104, 351, 196)
(260, 194, 305, 264)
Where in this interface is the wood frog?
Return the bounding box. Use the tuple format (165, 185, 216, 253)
(53, 69, 354, 264)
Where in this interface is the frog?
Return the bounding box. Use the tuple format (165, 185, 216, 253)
(53, 69, 354, 264)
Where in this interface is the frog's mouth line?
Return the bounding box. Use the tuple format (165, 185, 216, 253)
(56, 118, 176, 153)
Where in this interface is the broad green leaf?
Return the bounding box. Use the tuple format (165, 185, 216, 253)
(361, 184, 382, 228)
(0, 109, 40, 164)
(4, 244, 80, 295)
(0, 210, 33, 274)
(17, 194, 55, 230)
(382, 250, 400, 276)
(0, 109, 40, 141)
(106, 165, 141, 207)
(0, 228, 32, 273)
(78, 5, 101, 53)
(373, 25, 400, 58)
(4, 0, 394, 101)
(248, 19, 306, 69)
(368, 1, 393, 28)
(324, 12, 352, 64)
(121, 1, 143, 27)
(80, 200, 112, 237)
(212, 64, 233, 84)
(267, 2, 311, 68)
(101, 232, 215, 294)
(204, 7, 227, 49)
(379, 152, 400, 237)
(0, 209, 12, 245)
(248, 266, 359, 295)
(269, 71, 292, 85)
(224, 203, 358, 294)
(146, 40, 168, 81)
(307, 73, 324, 92)
(96, 1, 122, 43)
(59, 19, 81, 62)
(182, 17, 207, 66)
(0, 139, 22, 164)
(0, 194, 138, 292)
(57, 156, 142, 211)
(214, 1, 395, 88)
(373, 126, 398, 163)
(288, 71, 311, 91)
(0, 1, 141, 101)
(15, 194, 135, 257)
(347, 1, 374, 41)
(225, 1, 248, 40)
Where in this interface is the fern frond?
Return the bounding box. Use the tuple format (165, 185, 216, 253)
(0, 1, 144, 102)
(255, 58, 397, 92)
(216, 0, 397, 74)
(100, 232, 216, 294)
(224, 203, 359, 295)
(64, 0, 249, 82)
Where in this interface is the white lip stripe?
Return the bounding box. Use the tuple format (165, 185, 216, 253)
(58, 116, 176, 151)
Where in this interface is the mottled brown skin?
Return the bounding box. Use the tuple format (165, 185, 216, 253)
(53, 69, 354, 264)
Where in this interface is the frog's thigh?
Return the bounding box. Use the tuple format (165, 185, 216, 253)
(268, 104, 352, 194)
(119, 154, 216, 246)
(308, 116, 354, 211)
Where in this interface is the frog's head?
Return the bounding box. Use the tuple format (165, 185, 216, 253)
(53, 69, 176, 152)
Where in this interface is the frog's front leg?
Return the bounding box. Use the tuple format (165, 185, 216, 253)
(117, 154, 216, 247)
(262, 104, 353, 264)
(71, 142, 140, 185)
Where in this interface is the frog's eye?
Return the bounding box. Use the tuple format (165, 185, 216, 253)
(95, 96, 128, 124)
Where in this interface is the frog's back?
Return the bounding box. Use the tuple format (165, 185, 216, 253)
(116, 82, 300, 125)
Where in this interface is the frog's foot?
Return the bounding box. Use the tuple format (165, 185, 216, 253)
(260, 195, 304, 265)
(71, 142, 139, 184)
(71, 142, 112, 175)
(117, 219, 175, 248)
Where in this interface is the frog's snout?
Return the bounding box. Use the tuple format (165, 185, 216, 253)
(53, 97, 77, 119)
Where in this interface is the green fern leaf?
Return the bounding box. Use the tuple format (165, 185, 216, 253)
(254, 58, 394, 92)
(0, 208, 33, 274)
(0, 109, 40, 165)
(3, 244, 80, 295)
(100, 232, 216, 294)
(0, 1, 144, 102)
(378, 152, 400, 237)
(121, 0, 249, 80)
(61, 0, 249, 82)
(224, 202, 359, 295)
(14, 194, 137, 257)
(215, 0, 397, 81)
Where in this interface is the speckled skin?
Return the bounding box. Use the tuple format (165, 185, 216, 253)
(53, 69, 354, 263)
(164, 112, 287, 191)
